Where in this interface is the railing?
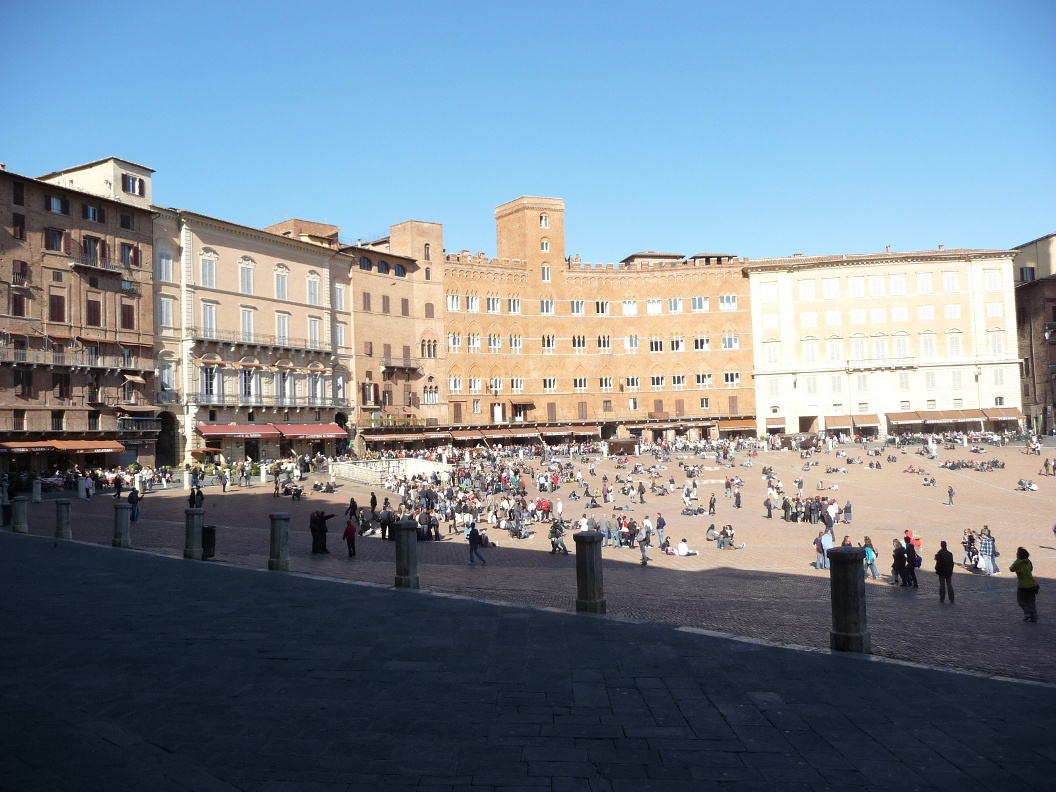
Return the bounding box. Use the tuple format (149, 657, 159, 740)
(69, 254, 125, 275)
(0, 347, 155, 371)
(12, 272, 28, 285)
(358, 415, 430, 429)
(192, 391, 350, 408)
(381, 356, 421, 370)
(845, 357, 916, 370)
(118, 417, 162, 432)
(188, 327, 326, 352)
(157, 390, 180, 404)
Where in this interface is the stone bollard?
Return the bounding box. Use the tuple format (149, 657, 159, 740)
(268, 512, 290, 571)
(78, 476, 87, 499)
(31, 478, 42, 504)
(55, 499, 72, 540)
(393, 518, 420, 589)
(183, 470, 191, 490)
(573, 530, 606, 614)
(827, 546, 871, 653)
(184, 508, 205, 560)
(12, 496, 29, 533)
(113, 501, 132, 548)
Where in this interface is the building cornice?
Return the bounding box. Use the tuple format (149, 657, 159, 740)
(742, 249, 1015, 276)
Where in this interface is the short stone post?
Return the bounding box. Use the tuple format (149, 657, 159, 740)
(184, 508, 205, 560)
(113, 501, 132, 548)
(183, 469, 191, 490)
(55, 499, 71, 540)
(31, 478, 42, 504)
(827, 546, 870, 653)
(573, 530, 606, 614)
(78, 476, 87, 499)
(268, 512, 290, 571)
(12, 496, 28, 533)
(393, 518, 420, 589)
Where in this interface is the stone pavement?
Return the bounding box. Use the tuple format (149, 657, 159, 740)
(15, 436, 1056, 684)
(2, 530, 1055, 792)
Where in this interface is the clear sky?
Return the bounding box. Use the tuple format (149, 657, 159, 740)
(6, 0, 1054, 262)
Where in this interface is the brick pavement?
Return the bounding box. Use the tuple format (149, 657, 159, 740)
(2, 529, 1055, 791)
(15, 440, 1056, 683)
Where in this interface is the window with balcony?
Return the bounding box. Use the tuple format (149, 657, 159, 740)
(276, 313, 289, 344)
(201, 303, 217, 338)
(308, 318, 321, 349)
(240, 308, 254, 342)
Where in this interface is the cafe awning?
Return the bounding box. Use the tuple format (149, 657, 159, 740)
(197, 424, 282, 439)
(362, 433, 414, 443)
(50, 440, 126, 454)
(825, 415, 853, 430)
(572, 425, 600, 436)
(118, 404, 160, 413)
(0, 441, 58, 453)
(539, 428, 573, 437)
(509, 399, 536, 408)
(450, 429, 483, 440)
(886, 411, 922, 425)
(919, 410, 959, 424)
(765, 417, 786, 428)
(480, 428, 538, 439)
(983, 407, 1023, 421)
(960, 409, 987, 421)
(718, 418, 757, 432)
(852, 414, 881, 428)
(272, 423, 346, 439)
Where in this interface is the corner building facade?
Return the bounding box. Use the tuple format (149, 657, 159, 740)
(434, 197, 755, 445)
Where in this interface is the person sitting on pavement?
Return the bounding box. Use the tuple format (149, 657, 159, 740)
(677, 538, 699, 556)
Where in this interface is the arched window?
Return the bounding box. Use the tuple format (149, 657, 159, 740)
(425, 267, 431, 281)
(359, 256, 372, 271)
(424, 243, 431, 261)
(394, 263, 406, 277)
(377, 260, 390, 275)
(540, 214, 548, 229)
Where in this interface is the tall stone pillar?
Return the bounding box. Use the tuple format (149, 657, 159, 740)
(12, 496, 28, 533)
(393, 518, 420, 589)
(55, 499, 72, 540)
(184, 508, 205, 560)
(827, 546, 870, 653)
(31, 478, 42, 504)
(573, 530, 606, 614)
(268, 512, 290, 571)
(113, 501, 132, 548)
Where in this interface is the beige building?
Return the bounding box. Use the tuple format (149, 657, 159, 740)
(744, 248, 1023, 438)
(0, 158, 158, 472)
(1014, 231, 1056, 284)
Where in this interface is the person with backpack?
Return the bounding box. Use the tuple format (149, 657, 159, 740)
(468, 522, 487, 565)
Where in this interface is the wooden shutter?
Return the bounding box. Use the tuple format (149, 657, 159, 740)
(424, 303, 434, 319)
(121, 174, 130, 192)
(401, 298, 409, 316)
(132, 246, 140, 267)
(675, 399, 685, 417)
(82, 203, 90, 220)
(547, 402, 557, 422)
(453, 402, 462, 424)
(383, 344, 391, 359)
(364, 341, 372, 356)
(98, 206, 106, 224)
(729, 396, 738, 415)
(402, 345, 410, 361)
(62, 231, 72, 254)
(654, 399, 664, 413)
(44, 194, 51, 210)
(138, 180, 145, 197)
(61, 197, 70, 215)
(578, 402, 587, 420)
(372, 384, 380, 404)
(99, 240, 107, 262)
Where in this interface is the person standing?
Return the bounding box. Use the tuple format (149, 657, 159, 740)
(764, 496, 773, 519)
(273, 470, 281, 497)
(813, 532, 827, 570)
(637, 481, 646, 504)
(843, 501, 852, 525)
(220, 469, 228, 493)
(468, 522, 487, 565)
(370, 491, 378, 520)
(979, 527, 998, 576)
(708, 493, 717, 515)
(599, 514, 613, 547)
(637, 519, 652, 565)
(863, 537, 880, 580)
(904, 539, 919, 588)
(113, 473, 123, 501)
(947, 485, 955, 506)
(655, 513, 666, 546)
(194, 487, 205, 510)
(1010, 547, 1039, 622)
(934, 540, 955, 603)
(892, 539, 908, 586)
(342, 517, 357, 558)
(128, 488, 141, 524)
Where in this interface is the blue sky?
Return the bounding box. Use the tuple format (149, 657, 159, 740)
(6, 1, 1054, 261)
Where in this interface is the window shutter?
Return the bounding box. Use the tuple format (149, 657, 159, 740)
(61, 197, 70, 215)
(402, 345, 410, 360)
(133, 246, 140, 267)
(424, 303, 434, 319)
(63, 231, 72, 254)
(98, 206, 106, 224)
(44, 194, 51, 210)
(138, 180, 145, 197)
(82, 204, 89, 220)
(100, 240, 108, 261)
(82, 237, 89, 255)
(373, 384, 380, 404)
(121, 174, 129, 192)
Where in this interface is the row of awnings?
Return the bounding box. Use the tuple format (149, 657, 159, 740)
(885, 408, 1023, 425)
(0, 440, 126, 454)
(196, 423, 347, 440)
(361, 425, 602, 444)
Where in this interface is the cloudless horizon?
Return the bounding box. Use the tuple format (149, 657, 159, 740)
(6, 0, 1055, 262)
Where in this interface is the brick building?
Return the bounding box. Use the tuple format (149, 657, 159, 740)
(1016, 275, 1056, 434)
(0, 158, 158, 473)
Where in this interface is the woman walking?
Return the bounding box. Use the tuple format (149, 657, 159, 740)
(1010, 547, 1039, 622)
(863, 536, 879, 580)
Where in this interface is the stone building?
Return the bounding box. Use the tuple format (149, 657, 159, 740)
(0, 158, 158, 472)
(744, 248, 1023, 438)
(1015, 274, 1056, 434)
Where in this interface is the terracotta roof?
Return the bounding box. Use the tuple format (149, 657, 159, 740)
(263, 219, 340, 239)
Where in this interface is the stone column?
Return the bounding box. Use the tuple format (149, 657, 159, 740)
(113, 501, 132, 548)
(268, 512, 290, 571)
(393, 518, 420, 589)
(12, 496, 28, 533)
(31, 478, 42, 504)
(573, 530, 606, 614)
(183, 469, 191, 490)
(827, 546, 870, 653)
(184, 508, 205, 560)
(55, 499, 72, 540)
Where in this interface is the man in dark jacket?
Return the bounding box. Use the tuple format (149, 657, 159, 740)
(310, 511, 334, 554)
(904, 539, 919, 588)
(934, 540, 955, 603)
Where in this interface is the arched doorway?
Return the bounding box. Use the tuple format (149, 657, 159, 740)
(156, 412, 179, 467)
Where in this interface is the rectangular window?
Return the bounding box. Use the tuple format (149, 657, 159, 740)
(918, 305, 935, 321)
(671, 374, 686, 389)
(509, 335, 522, 352)
(276, 313, 289, 344)
(12, 182, 24, 206)
(649, 338, 663, 352)
(852, 338, 867, 359)
(599, 376, 613, 391)
(51, 411, 65, 431)
(333, 284, 345, 311)
(826, 339, 842, 361)
(240, 265, 254, 294)
(920, 335, 935, 357)
(798, 280, 816, 301)
(447, 333, 461, 352)
(467, 334, 480, 353)
(488, 334, 501, 353)
(994, 369, 1004, 386)
(691, 296, 709, 312)
(917, 273, 933, 294)
(508, 297, 521, 314)
(597, 335, 611, 351)
(120, 213, 134, 230)
(824, 310, 841, 325)
(12, 213, 25, 240)
(898, 372, 910, 390)
(650, 375, 665, 389)
(541, 335, 555, 353)
(85, 297, 101, 326)
(156, 252, 173, 283)
(805, 376, 818, 395)
(449, 377, 462, 393)
(542, 377, 557, 392)
(540, 299, 554, 315)
(622, 300, 638, 315)
(764, 343, 780, 364)
(869, 307, 887, 323)
(873, 338, 888, 359)
(668, 298, 683, 313)
(158, 297, 174, 327)
(571, 300, 585, 315)
(625, 376, 640, 391)
(382, 295, 391, 314)
(822, 278, 840, 300)
(401, 298, 409, 317)
(801, 312, 817, 327)
(894, 336, 909, 357)
(948, 335, 962, 356)
(831, 374, 844, 393)
(446, 294, 460, 312)
(925, 371, 936, 389)
(44, 228, 65, 251)
(944, 304, 961, 319)
(942, 272, 959, 293)
(849, 309, 866, 324)
(671, 337, 685, 352)
(596, 300, 609, 315)
(647, 299, 662, 315)
(120, 302, 135, 330)
(696, 373, 712, 387)
(120, 174, 145, 196)
(629, 397, 639, 411)
(240, 308, 254, 341)
(574, 377, 588, 391)
(486, 297, 500, 313)
(801, 340, 817, 362)
(889, 274, 906, 295)
(989, 333, 1004, 355)
(951, 370, 963, 389)
(721, 333, 739, 351)
(200, 303, 217, 337)
(45, 195, 69, 215)
(541, 266, 551, 282)
(699, 397, 710, 409)
(694, 336, 711, 351)
(511, 377, 524, 393)
(724, 372, 740, 387)
(307, 279, 320, 305)
(49, 293, 66, 322)
(867, 276, 885, 297)
(847, 277, 865, 298)
(891, 306, 908, 322)
(985, 302, 1003, 317)
(984, 269, 1001, 291)
(760, 283, 778, 303)
(362, 292, 371, 311)
(625, 335, 639, 351)
(200, 258, 216, 288)
(718, 295, 737, 311)
(465, 296, 479, 312)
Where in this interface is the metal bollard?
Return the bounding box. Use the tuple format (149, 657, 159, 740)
(827, 546, 871, 653)
(573, 530, 606, 614)
(268, 512, 290, 571)
(113, 501, 132, 548)
(184, 508, 205, 560)
(31, 478, 42, 504)
(55, 499, 71, 540)
(12, 496, 28, 533)
(393, 518, 420, 589)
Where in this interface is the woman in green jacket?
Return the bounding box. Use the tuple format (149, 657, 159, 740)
(1010, 547, 1039, 623)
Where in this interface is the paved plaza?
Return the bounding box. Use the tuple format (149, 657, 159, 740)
(12, 440, 1056, 686)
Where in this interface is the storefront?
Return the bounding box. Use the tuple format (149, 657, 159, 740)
(195, 424, 282, 463)
(823, 415, 852, 437)
(0, 440, 127, 474)
(0, 441, 62, 473)
(271, 423, 348, 457)
(718, 418, 758, 437)
(851, 414, 881, 438)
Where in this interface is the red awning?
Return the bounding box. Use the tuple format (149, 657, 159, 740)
(51, 440, 126, 454)
(271, 423, 347, 439)
(197, 424, 282, 439)
(0, 441, 57, 453)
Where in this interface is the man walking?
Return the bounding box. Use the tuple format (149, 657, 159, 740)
(947, 485, 955, 506)
(934, 540, 955, 603)
(468, 522, 486, 565)
(708, 493, 716, 515)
